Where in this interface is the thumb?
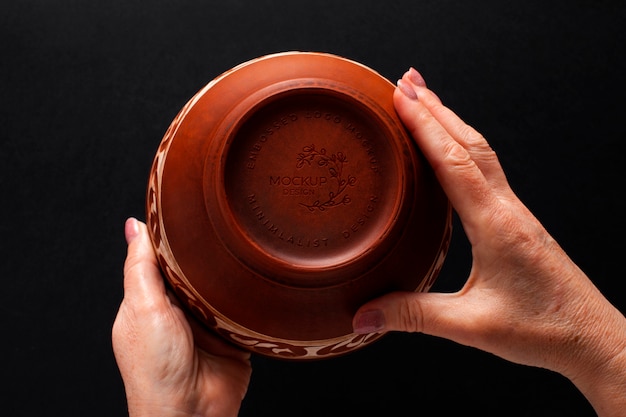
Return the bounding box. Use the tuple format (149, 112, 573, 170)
(352, 291, 474, 343)
(122, 217, 167, 305)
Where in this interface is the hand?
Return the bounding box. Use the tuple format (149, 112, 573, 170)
(112, 218, 251, 417)
(353, 69, 626, 416)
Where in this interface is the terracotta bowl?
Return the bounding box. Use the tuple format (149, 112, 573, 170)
(146, 51, 452, 360)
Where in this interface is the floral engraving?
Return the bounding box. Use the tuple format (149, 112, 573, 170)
(144, 88, 403, 360)
(296, 144, 357, 211)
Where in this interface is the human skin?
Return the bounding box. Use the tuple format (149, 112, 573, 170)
(112, 218, 252, 417)
(112, 68, 625, 417)
(352, 68, 626, 417)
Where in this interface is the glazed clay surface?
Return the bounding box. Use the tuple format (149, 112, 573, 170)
(146, 52, 452, 359)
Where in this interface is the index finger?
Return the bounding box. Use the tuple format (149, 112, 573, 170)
(393, 83, 499, 237)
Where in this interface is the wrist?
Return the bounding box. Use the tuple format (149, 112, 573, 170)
(573, 346, 626, 417)
(124, 388, 203, 417)
(565, 303, 626, 417)
(127, 401, 200, 417)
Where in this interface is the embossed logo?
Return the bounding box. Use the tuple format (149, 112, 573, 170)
(295, 144, 357, 212)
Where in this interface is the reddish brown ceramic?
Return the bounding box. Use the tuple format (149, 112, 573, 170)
(146, 52, 452, 360)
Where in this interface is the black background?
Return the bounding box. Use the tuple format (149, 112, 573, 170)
(2, 1, 625, 416)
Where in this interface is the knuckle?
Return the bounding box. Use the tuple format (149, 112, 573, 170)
(459, 126, 498, 161)
(441, 140, 474, 171)
(458, 124, 485, 147)
(397, 297, 426, 333)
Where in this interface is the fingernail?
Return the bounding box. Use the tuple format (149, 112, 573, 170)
(408, 67, 427, 87)
(397, 79, 418, 100)
(125, 217, 140, 244)
(353, 310, 385, 334)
